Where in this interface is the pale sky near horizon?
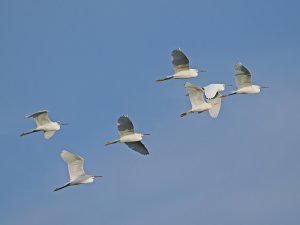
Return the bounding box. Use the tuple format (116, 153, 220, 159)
(1, 1, 300, 225)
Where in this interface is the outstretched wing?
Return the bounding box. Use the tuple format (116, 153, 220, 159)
(234, 63, 252, 89)
(125, 141, 149, 155)
(185, 82, 205, 108)
(44, 131, 56, 139)
(26, 110, 51, 126)
(61, 150, 85, 181)
(172, 49, 190, 72)
(204, 84, 225, 99)
(118, 115, 134, 137)
(207, 93, 222, 118)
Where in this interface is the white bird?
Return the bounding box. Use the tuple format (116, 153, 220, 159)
(20, 110, 67, 139)
(156, 48, 206, 82)
(181, 82, 222, 118)
(223, 63, 268, 97)
(54, 150, 102, 192)
(105, 115, 150, 155)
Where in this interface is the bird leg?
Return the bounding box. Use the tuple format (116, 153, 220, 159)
(54, 183, 71, 192)
(20, 130, 39, 137)
(180, 112, 190, 117)
(221, 92, 237, 98)
(156, 76, 173, 82)
(105, 140, 120, 146)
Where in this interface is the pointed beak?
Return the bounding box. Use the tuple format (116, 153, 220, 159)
(200, 70, 207, 72)
(60, 122, 68, 125)
(225, 84, 232, 87)
(94, 176, 103, 178)
(143, 133, 150, 136)
(261, 86, 269, 88)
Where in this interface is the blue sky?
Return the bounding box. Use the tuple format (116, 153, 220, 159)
(1, 0, 300, 224)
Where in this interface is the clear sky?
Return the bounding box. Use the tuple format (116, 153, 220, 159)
(1, 0, 300, 224)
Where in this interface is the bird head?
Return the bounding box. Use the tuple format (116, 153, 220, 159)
(57, 121, 68, 125)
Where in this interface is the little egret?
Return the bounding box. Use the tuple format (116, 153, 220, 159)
(105, 115, 150, 155)
(223, 63, 268, 97)
(20, 110, 67, 139)
(54, 150, 102, 192)
(156, 48, 206, 82)
(181, 82, 222, 118)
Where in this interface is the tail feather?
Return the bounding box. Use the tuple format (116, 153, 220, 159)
(156, 76, 173, 82)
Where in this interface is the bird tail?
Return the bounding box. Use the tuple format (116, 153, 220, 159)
(54, 183, 71, 192)
(156, 75, 173, 82)
(20, 130, 39, 137)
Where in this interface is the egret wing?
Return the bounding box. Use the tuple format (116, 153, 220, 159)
(125, 141, 149, 155)
(204, 84, 225, 99)
(172, 49, 189, 72)
(185, 82, 205, 108)
(117, 115, 134, 137)
(44, 131, 56, 139)
(26, 110, 51, 126)
(207, 93, 222, 118)
(61, 150, 85, 181)
(234, 63, 252, 88)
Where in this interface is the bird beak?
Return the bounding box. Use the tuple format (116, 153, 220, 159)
(225, 84, 232, 87)
(60, 122, 68, 125)
(200, 70, 207, 72)
(94, 176, 103, 178)
(143, 133, 150, 135)
(261, 86, 269, 88)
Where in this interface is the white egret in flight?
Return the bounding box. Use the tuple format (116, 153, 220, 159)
(156, 48, 206, 82)
(54, 150, 102, 192)
(20, 110, 67, 139)
(105, 115, 150, 155)
(181, 82, 222, 118)
(223, 63, 268, 97)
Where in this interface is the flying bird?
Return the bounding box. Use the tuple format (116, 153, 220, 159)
(181, 82, 222, 118)
(20, 110, 67, 139)
(223, 63, 268, 97)
(105, 115, 150, 155)
(54, 150, 102, 192)
(156, 48, 206, 82)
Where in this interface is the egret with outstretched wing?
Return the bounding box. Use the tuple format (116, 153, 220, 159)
(223, 63, 268, 97)
(105, 115, 150, 155)
(156, 49, 206, 82)
(20, 110, 67, 139)
(181, 82, 223, 118)
(54, 150, 102, 192)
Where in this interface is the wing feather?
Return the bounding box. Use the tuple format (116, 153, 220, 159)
(125, 141, 149, 155)
(61, 150, 85, 181)
(118, 115, 134, 137)
(234, 63, 252, 88)
(26, 110, 51, 126)
(207, 93, 222, 118)
(185, 82, 205, 108)
(172, 49, 190, 72)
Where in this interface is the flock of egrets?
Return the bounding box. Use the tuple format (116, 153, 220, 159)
(20, 48, 266, 191)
